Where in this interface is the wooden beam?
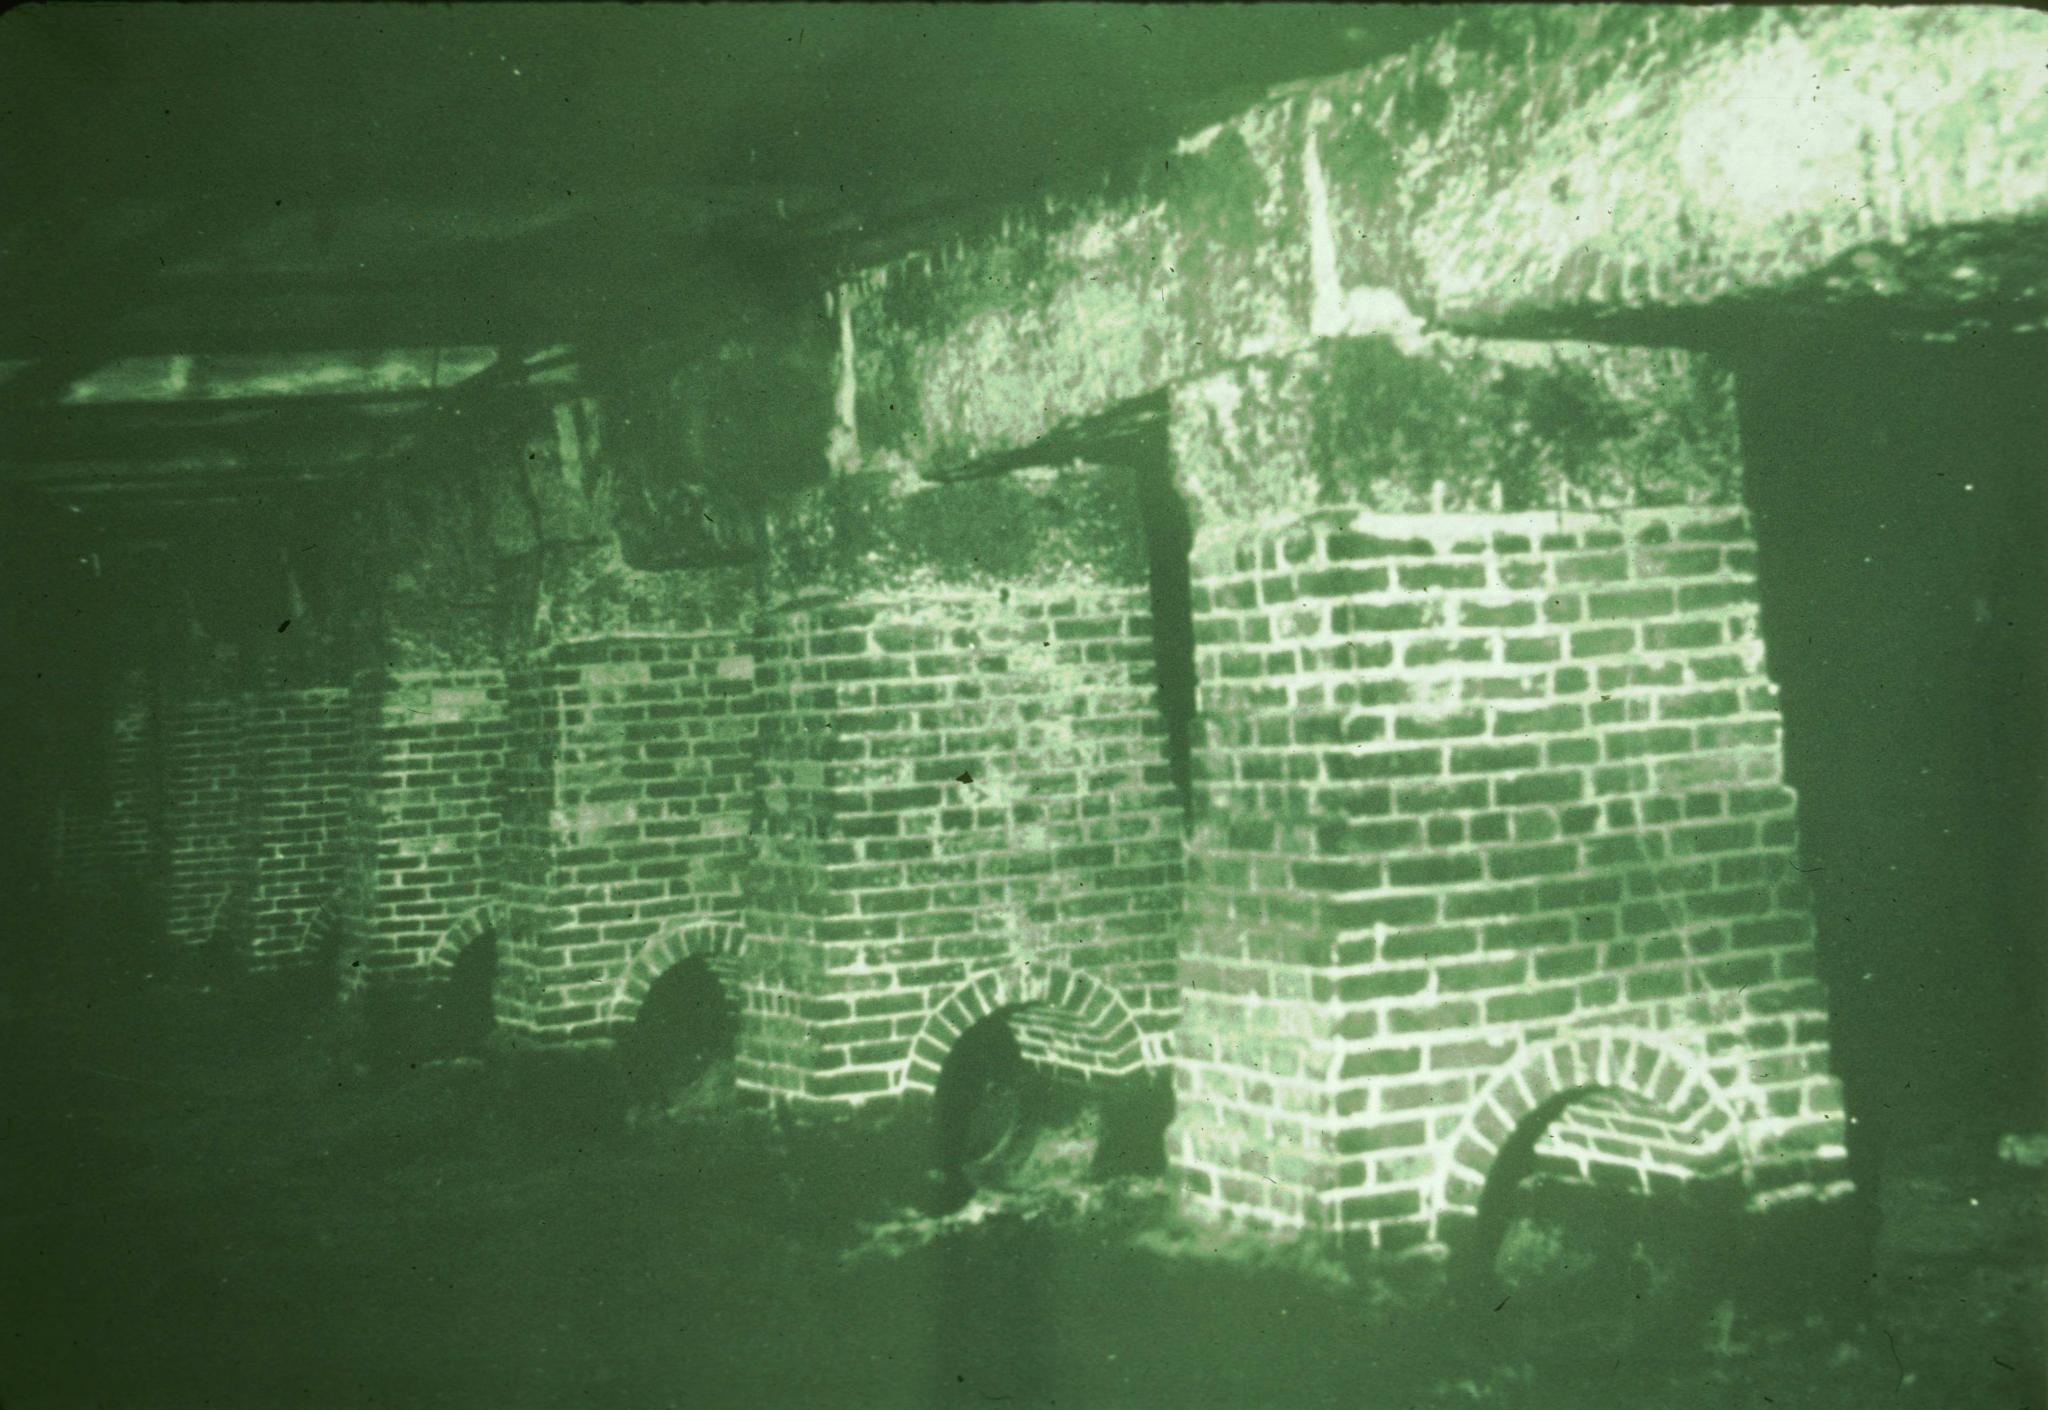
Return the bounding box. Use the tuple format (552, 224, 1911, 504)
(56, 346, 498, 407)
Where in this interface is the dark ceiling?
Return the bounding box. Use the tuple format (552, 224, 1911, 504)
(1, 3, 1451, 359)
(0, 3, 1454, 527)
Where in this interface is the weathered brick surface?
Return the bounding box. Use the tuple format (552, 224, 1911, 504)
(499, 627, 760, 1044)
(744, 585, 1183, 1105)
(244, 685, 354, 970)
(343, 668, 512, 985)
(1170, 505, 1846, 1251)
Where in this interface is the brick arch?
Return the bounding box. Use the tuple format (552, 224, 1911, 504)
(1427, 1028, 1755, 1242)
(296, 891, 339, 956)
(297, 891, 371, 1003)
(901, 962, 1153, 1095)
(427, 901, 507, 973)
(602, 919, 747, 1026)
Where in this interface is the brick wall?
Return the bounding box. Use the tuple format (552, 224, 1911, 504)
(243, 684, 354, 970)
(498, 629, 759, 1044)
(341, 668, 512, 991)
(1170, 505, 1847, 1253)
(743, 583, 1184, 1105)
(159, 693, 252, 953)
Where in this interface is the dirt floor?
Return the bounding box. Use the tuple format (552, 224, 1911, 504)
(2, 964, 2042, 1410)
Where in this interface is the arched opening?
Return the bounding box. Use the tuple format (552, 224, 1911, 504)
(930, 1004, 1171, 1208)
(1466, 1085, 1744, 1356)
(347, 926, 499, 1076)
(935, 1009, 1043, 1180)
(430, 923, 498, 1060)
(616, 956, 738, 1116)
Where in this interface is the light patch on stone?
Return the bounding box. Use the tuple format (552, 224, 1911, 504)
(1072, 216, 1123, 263)
(1674, 35, 1889, 234)
(63, 346, 497, 405)
(1335, 287, 1430, 344)
(830, 288, 860, 476)
(566, 800, 637, 840)
(551, 401, 585, 491)
(1190, 367, 1247, 451)
(1174, 120, 1229, 157)
(1333, 506, 1646, 545)
(1303, 126, 1346, 338)
(1434, 8, 2048, 322)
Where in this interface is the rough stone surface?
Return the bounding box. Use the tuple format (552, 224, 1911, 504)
(1168, 336, 1741, 534)
(833, 5, 2048, 480)
(766, 461, 1151, 604)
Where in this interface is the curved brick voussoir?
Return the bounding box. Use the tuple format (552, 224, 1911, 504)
(899, 961, 1157, 1096)
(296, 891, 348, 963)
(427, 901, 510, 973)
(604, 918, 749, 1026)
(1425, 1028, 1754, 1242)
